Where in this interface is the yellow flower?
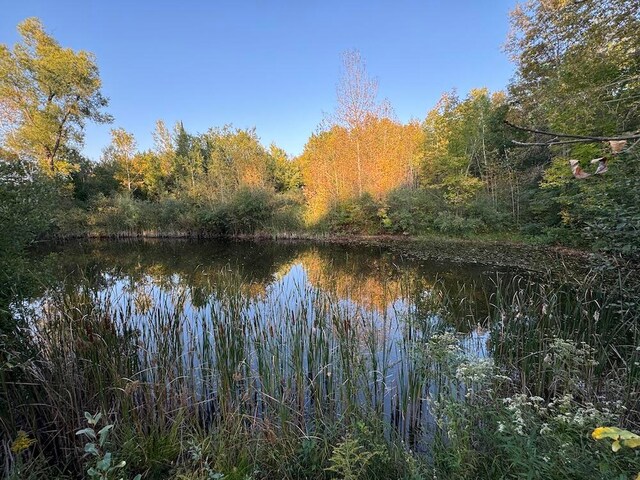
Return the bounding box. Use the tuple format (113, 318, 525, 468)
(592, 426, 640, 451)
(11, 430, 36, 454)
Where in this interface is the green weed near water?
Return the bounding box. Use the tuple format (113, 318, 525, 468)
(2, 265, 639, 479)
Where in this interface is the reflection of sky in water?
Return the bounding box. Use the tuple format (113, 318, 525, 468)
(28, 240, 508, 447)
(35, 254, 492, 368)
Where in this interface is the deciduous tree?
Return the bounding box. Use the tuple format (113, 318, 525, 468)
(0, 18, 111, 173)
(103, 128, 139, 193)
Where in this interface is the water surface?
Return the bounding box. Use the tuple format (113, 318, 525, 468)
(28, 239, 528, 447)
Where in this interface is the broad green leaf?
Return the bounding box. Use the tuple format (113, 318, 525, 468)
(76, 428, 96, 440)
(98, 424, 113, 447)
(84, 442, 99, 456)
(97, 451, 112, 471)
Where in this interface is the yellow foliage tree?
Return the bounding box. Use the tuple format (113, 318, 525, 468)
(299, 51, 423, 223)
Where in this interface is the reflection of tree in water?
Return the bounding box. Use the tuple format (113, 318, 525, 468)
(33, 240, 509, 330)
(290, 247, 502, 332)
(292, 248, 407, 312)
(19, 239, 529, 454)
(35, 239, 309, 300)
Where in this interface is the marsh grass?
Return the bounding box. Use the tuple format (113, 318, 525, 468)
(2, 261, 639, 479)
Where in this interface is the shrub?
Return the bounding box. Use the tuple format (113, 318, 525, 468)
(433, 211, 484, 235)
(54, 205, 89, 237)
(268, 191, 304, 232)
(150, 197, 193, 232)
(383, 187, 443, 234)
(226, 188, 274, 234)
(197, 203, 231, 236)
(467, 195, 513, 231)
(89, 193, 145, 234)
(321, 193, 382, 234)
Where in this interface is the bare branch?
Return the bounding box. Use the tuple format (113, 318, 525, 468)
(504, 120, 640, 142)
(510, 139, 597, 147)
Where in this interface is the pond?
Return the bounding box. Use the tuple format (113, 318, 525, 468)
(24, 241, 509, 438)
(9, 239, 638, 477)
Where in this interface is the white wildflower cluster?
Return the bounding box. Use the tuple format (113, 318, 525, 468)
(545, 337, 599, 368)
(427, 332, 463, 364)
(539, 423, 552, 435)
(497, 392, 622, 440)
(554, 405, 614, 427)
(455, 358, 494, 384)
(543, 337, 599, 395)
(549, 394, 617, 427)
(428, 398, 450, 431)
(502, 394, 532, 436)
(547, 393, 574, 411)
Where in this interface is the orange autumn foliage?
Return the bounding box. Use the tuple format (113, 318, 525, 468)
(299, 118, 422, 223)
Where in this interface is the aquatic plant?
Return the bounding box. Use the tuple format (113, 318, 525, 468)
(2, 252, 638, 479)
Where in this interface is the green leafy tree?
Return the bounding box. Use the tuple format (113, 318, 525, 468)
(267, 143, 302, 193)
(507, 0, 640, 252)
(102, 128, 139, 193)
(172, 121, 194, 186)
(506, 0, 640, 135)
(0, 18, 111, 174)
(419, 90, 513, 213)
(0, 159, 59, 320)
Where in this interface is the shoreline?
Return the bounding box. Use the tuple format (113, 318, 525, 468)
(43, 230, 598, 274)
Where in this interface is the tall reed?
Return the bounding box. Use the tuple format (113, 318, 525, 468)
(2, 259, 638, 478)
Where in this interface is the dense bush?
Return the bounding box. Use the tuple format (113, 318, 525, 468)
(197, 203, 230, 235)
(382, 187, 441, 234)
(225, 188, 275, 234)
(531, 151, 640, 255)
(433, 211, 485, 235)
(87, 193, 145, 234)
(314, 187, 516, 237)
(0, 161, 61, 310)
(317, 193, 382, 234)
(268, 191, 304, 232)
(62, 188, 303, 237)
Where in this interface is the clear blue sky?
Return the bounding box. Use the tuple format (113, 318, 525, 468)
(1, 0, 517, 160)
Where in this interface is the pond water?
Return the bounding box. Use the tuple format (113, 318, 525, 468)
(23, 239, 575, 451)
(9, 239, 637, 478)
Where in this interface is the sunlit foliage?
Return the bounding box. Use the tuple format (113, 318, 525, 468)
(0, 18, 111, 174)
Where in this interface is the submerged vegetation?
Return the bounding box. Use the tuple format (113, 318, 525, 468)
(1, 0, 640, 478)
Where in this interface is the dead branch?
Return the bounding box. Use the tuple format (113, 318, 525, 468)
(504, 120, 640, 147)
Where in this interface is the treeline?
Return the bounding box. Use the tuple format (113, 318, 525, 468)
(63, 123, 305, 236)
(1, 0, 640, 255)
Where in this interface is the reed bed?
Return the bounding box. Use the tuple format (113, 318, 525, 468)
(2, 263, 639, 479)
